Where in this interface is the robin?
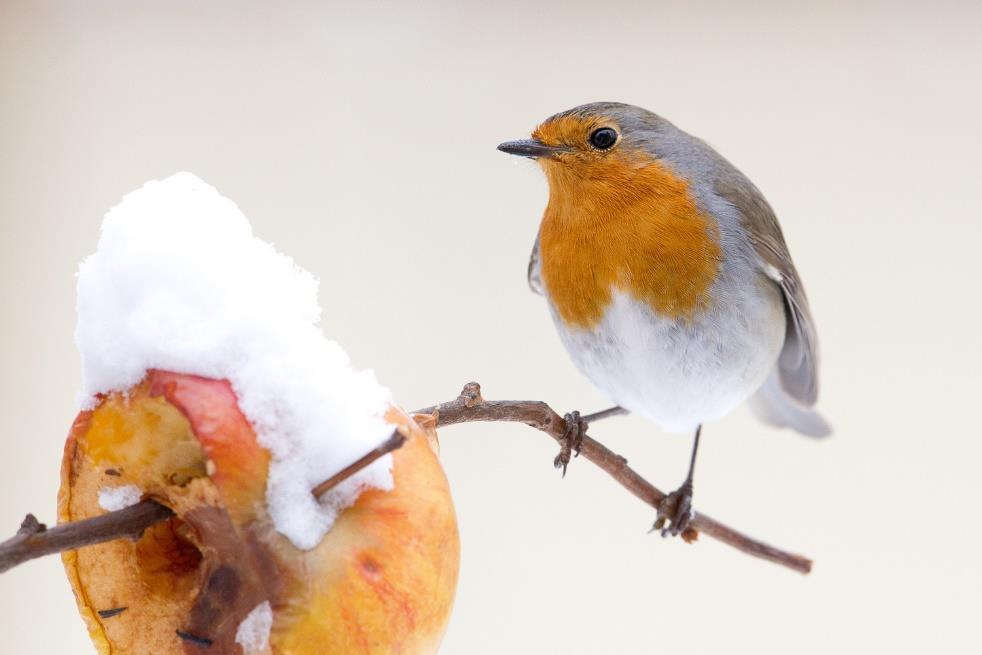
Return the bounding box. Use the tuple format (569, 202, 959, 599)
(498, 102, 830, 536)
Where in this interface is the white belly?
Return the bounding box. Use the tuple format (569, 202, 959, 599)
(550, 286, 785, 434)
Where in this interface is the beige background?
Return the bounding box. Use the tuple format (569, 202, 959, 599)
(2, 1, 981, 653)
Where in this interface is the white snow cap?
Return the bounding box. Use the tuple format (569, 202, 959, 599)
(76, 172, 394, 549)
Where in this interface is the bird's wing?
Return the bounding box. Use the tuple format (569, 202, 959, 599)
(527, 233, 544, 295)
(716, 177, 820, 406)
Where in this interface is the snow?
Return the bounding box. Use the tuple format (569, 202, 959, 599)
(97, 485, 143, 511)
(76, 172, 394, 549)
(235, 601, 273, 653)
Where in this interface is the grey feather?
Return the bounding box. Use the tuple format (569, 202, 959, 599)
(714, 175, 821, 407)
(749, 370, 831, 437)
(527, 234, 544, 295)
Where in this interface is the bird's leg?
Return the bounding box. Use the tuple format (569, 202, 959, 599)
(553, 406, 626, 477)
(652, 425, 701, 538)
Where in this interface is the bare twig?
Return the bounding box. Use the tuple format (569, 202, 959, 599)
(0, 431, 406, 575)
(416, 382, 813, 574)
(582, 406, 629, 423)
(311, 429, 406, 497)
(0, 502, 173, 575)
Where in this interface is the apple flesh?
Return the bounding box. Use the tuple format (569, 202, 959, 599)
(59, 370, 459, 655)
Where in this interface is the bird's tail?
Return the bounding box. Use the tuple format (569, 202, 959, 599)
(749, 369, 832, 437)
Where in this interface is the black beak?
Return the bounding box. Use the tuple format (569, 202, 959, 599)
(497, 139, 570, 159)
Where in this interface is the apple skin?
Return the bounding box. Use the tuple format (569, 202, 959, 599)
(59, 370, 459, 655)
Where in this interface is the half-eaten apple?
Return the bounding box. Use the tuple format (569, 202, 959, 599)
(59, 369, 459, 655)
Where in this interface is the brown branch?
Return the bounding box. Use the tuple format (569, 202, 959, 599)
(1, 385, 812, 577)
(0, 430, 406, 575)
(0, 502, 173, 575)
(416, 382, 813, 574)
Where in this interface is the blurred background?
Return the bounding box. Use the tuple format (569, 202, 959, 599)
(2, 1, 980, 653)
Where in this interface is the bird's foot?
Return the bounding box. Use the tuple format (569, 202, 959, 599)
(651, 479, 696, 540)
(553, 411, 588, 477)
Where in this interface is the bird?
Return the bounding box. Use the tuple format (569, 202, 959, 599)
(497, 102, 830, 536)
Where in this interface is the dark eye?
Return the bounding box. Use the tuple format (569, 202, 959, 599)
(589, 127, 618, 150)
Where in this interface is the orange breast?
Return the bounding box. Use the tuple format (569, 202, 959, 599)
(538, 154, 722, 329)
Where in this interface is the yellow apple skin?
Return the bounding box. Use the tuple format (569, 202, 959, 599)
(59, 370, 459, 655)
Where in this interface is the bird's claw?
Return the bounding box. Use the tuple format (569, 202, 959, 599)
(651, 479, 695, 539)
(553, 411, 587, 477)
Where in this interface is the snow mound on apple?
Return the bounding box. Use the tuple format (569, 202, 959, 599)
(75, 172, 394, 549)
